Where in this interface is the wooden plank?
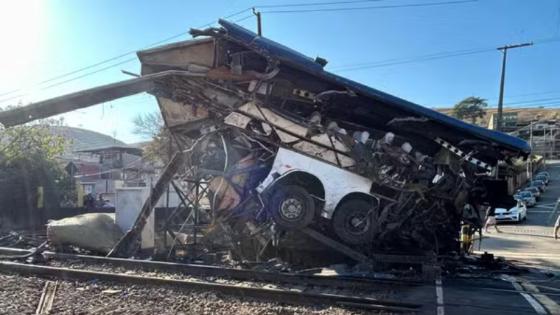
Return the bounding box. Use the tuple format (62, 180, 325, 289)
(35, 280, 58, 315)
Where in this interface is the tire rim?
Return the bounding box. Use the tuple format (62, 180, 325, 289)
(280, 197, 304, 221)
(346, 212, 370, 235)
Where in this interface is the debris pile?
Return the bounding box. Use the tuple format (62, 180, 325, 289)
(0, 20, 530, 262)
(132, 20, 529, 256)
(0, 231, 46, 249)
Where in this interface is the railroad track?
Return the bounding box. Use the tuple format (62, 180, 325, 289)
(0, 247, 424, 312)
(0, 260, 421, 312)
(0, 246, 422, 289)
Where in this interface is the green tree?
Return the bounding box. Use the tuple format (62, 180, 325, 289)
(132, 112, 176, 164)
(0, 120, 71, 227)
(452, 97, 488, 124)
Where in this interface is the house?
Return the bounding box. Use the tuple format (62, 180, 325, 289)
(48, 126, 156, 205)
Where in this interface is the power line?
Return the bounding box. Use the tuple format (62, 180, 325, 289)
(3, 4, 560, 107)
(329, 48, 485, 69)
(37, 6, 251, 86)
(32, 11, 254, 94)
(436, 91, 560, 106)
(38, 33, 186, 86)
(502, 103, 560, 110)
(0, 89, 20, 98)
(500, 96, 560, 107)
(42, 58, 138, 90)
(256, 0, 388, 8)
(331, 48, 493, 72)
(436, 98, 560, 109)
(0, 7, 252, 100)
(485, 90, 560, 102)
(329, 36, 560, 73)
(233, 13, 255, 23)
(260, 0, 477, 14)
(0, 58, 138, 104)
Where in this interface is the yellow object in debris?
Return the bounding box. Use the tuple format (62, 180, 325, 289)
(460, 224, 473, 254)
(37, 186, 44, 208)
(460, 225, 472, 242)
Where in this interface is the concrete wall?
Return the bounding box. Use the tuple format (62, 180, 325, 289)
(115, 185, 181, 250)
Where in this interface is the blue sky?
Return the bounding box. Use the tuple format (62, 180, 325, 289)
(0, 0, 559, 143)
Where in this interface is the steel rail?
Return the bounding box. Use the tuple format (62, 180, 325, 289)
(2, 247, 549, 298)
(0, 260, 421, 312)
(0, 247, 423, 289)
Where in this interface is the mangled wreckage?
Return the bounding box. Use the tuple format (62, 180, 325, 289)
(0, 20, 530, 259)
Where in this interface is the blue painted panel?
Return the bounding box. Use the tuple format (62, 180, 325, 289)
(218, 19, 531, 154)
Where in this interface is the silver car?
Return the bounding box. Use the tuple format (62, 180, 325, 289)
(514, 191, 536, 207)
(528, 180, 546, 192)
(523, 187, 541, 200)
(535, 174, 549, 185)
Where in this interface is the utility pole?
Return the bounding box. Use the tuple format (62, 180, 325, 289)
(529, 121, 534, 179)
(496, 42, 533, 131)
(252, 8, 262, 36)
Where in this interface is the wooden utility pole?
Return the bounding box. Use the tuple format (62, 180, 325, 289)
(252, 8, 262, 36)
(496, 42, 533, 131)
(529, 121, 534, 179)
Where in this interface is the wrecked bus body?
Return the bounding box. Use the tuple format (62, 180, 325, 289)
(0, 20, 529, 258)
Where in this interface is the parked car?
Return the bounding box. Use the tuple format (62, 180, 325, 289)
(534, 174, 549, 185)
(523, 187, 541, 200)
(514, 191, 536, 207)
(537, 172, 550, 183)
(528, 180, 546, 192)
(495, 202, 527, 223)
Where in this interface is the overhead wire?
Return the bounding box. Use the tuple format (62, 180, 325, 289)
(485, 90, 560, 102)
(42, 58, 137, 90)
(6, 1, 554, 101)
(501, 96, 560, 107)
(2, 0, 485, 102)
(328, 36, 560, 72)
(329, 37, 560, 72)
(330, 48, 494, 72)
(3, 2, 560, 107)
(505, 102, 560, 109)
(37, 6, 251, 85)
(256, 0, 389, 8)
(37, 31, 185, 86)
(0, 7, 252, 101)
(8, 1, 560, 99)
(260, 0, 477, 14)
(435, 99, 560, 109)
(233, 13, 256, 23)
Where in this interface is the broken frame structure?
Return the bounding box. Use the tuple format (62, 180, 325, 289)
(0, 20, 530, 261)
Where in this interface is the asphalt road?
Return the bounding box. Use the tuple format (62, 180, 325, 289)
(476, 160, 560, 269)
(435, 161, 560, 315)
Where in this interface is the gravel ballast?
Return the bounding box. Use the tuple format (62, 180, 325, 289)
(0, 272, 386, 315)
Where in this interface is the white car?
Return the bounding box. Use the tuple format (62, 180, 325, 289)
(495, 203, 527, 223)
